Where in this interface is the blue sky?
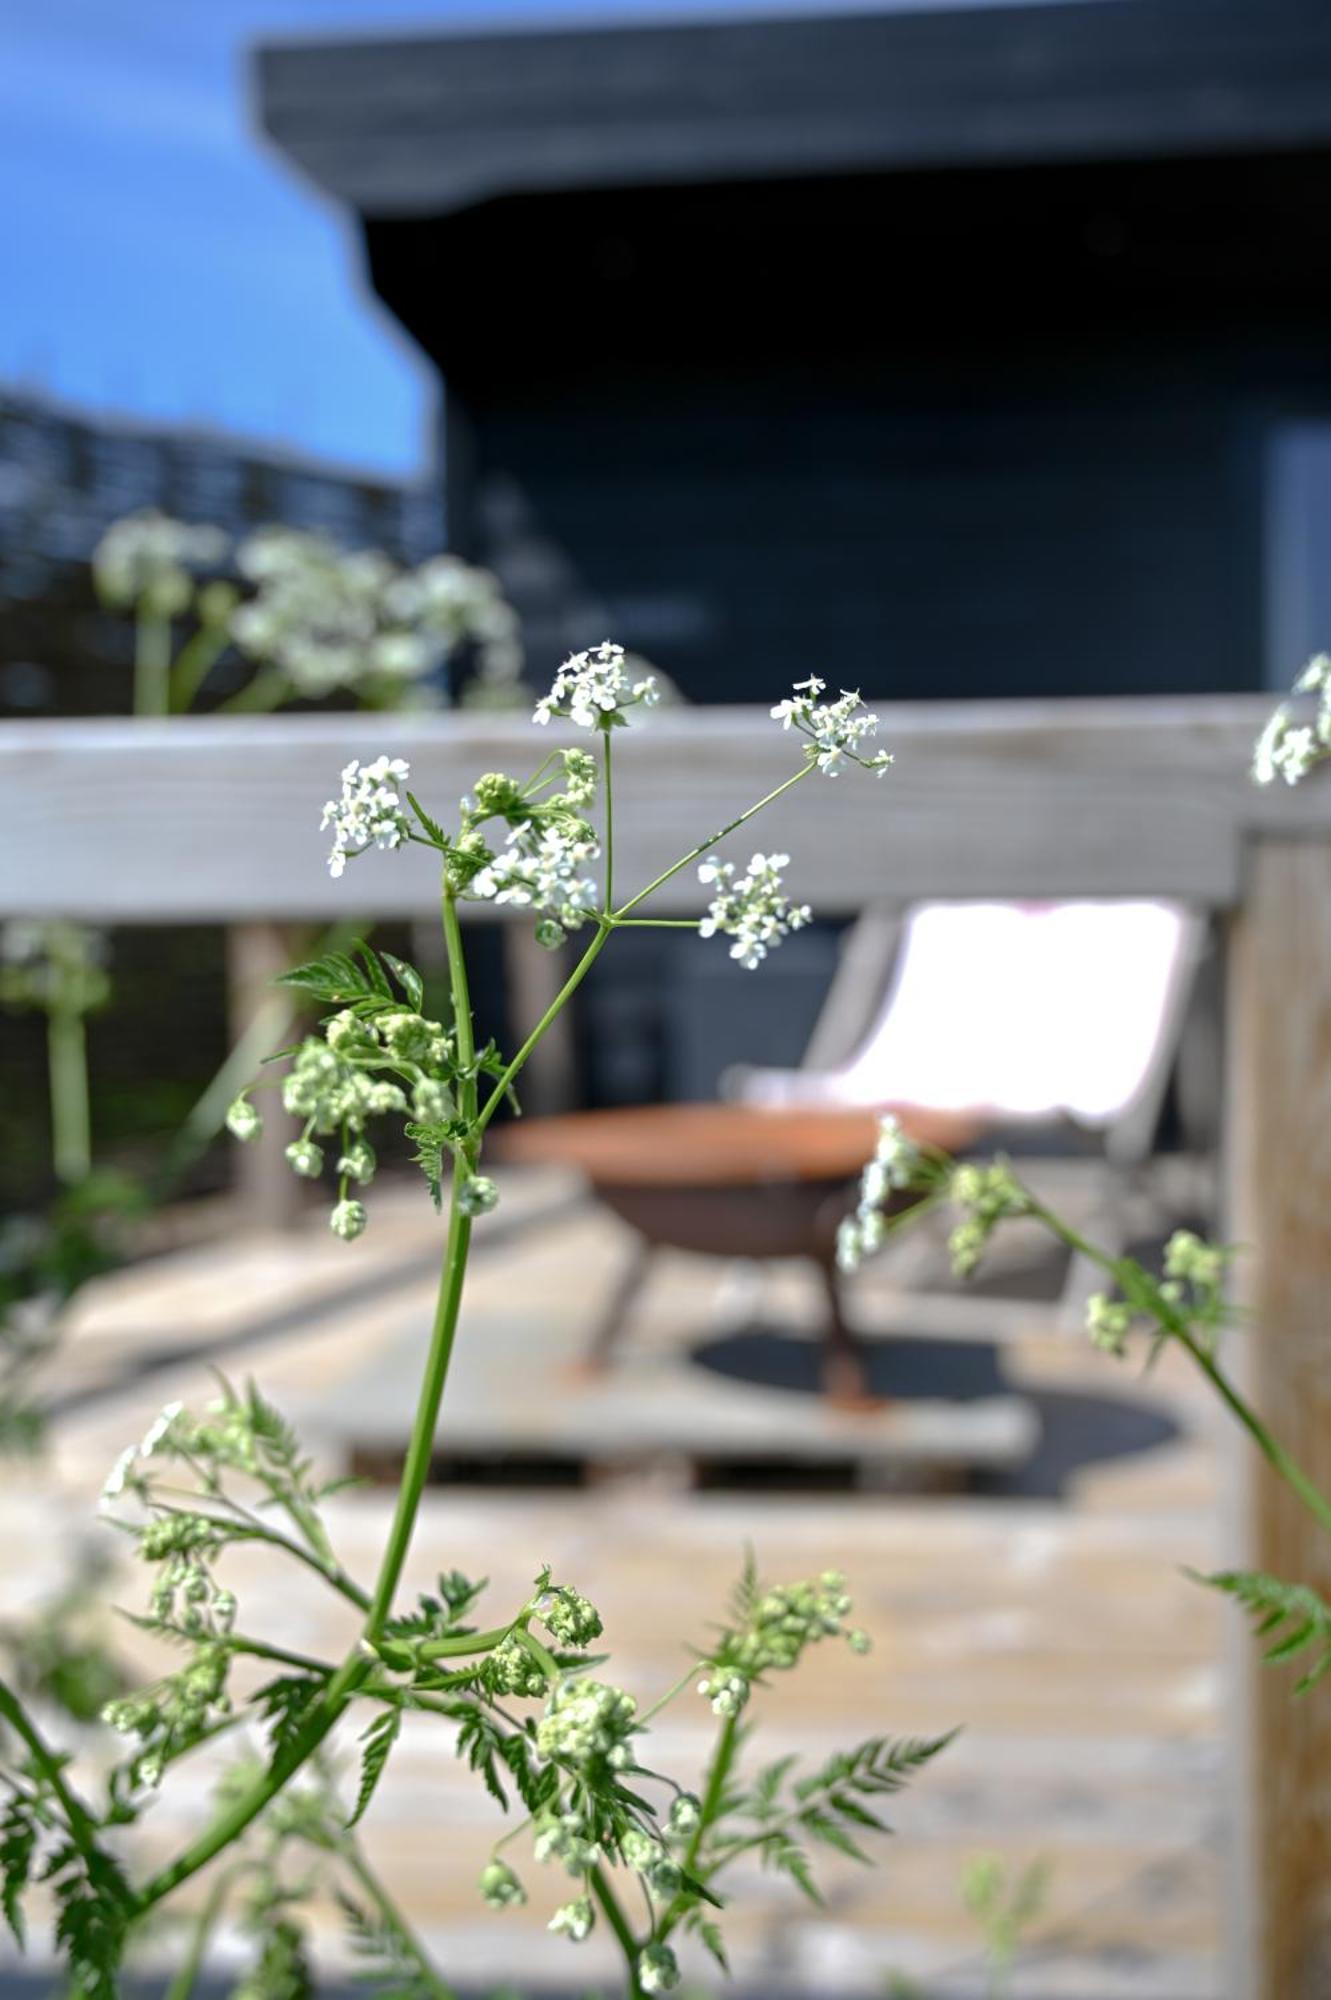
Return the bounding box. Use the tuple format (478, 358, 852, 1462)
(2, 0, 1072, 480)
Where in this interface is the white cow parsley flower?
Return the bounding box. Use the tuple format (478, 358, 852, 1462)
(466, 821, 601, 929)
(1253, 654, 1331, 786)
(320, 756, 412, 877)
(93, 511, 228, 615)
(101, 1400, 185, 1503)
(534, 640, 659, 731)
(698, 851, 811, 969)
(836, 1113, 924, 1272)
(770, 675, 893, 775)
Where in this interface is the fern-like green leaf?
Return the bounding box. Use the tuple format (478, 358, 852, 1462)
(380, 953, 425, 1012)
(1199, 1569, 1331, 1693)
(348, 1708, 402, 1829)
(276, 951, 380, 1005)
(0, 1794, 37, 1946)
(337, 1891, 434, 2000)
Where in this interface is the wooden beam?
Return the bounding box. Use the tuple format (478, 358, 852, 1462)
(2, 696, 1325, 922)
(1227, 838, 1331, 1996)
(256, 0, 1331, 219)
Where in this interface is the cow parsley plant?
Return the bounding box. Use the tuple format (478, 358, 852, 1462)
(0, 653, 953, 2000)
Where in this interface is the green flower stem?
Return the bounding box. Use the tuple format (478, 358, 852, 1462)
(602, 727, 615, 914)
(590, 1863, 645, 1999)
(656, 1707, 740, 1945)
(215, 665, 291, 714)
(412, 1621, 513, 1664)
(636, 1663, 700, 1726)
(161, 1865, 236, 2000)
(133, 608, 172, 718)
(472, 923, 612, 1140)
(612, 763, 812, 921)
(220, 1633, 335, 1676)
(47, 1002, 91, 1186)
(168, 624, 229, 714)
(138, 884, 482, 1917)
(1024, 1193, 1331, 1544)
(361, 905, 475, 1645)
(136, 1650, 372, 1913)
(341, 1839, 460, 2000)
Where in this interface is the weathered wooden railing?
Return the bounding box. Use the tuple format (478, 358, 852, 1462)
(2, 694, 1328, 1997)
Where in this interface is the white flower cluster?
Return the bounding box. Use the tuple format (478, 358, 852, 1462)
(93, 510, 227, 615)
(233, 528, 521, 702)
(548, 1896, 594, 1942)
(698, 1571, 866, 1715)
(533, 1810, 603, 1876)
(102, 1400, 184, 1503)
(321, 755, 412, 877)
(1085, 1291, 1134, 1356)
(467, 821, 601, 929)
(387, 553, 522, 698)
(537, 1585, 604, 1648)
(620, 1826, 682, 1898)
(1253, 655, 1331, 786)
(698, 851, 811, 970)
(1162, 1228, 1228, 1293)
(770, 675, 893, 776)
(947, 1161, 1030, 1278)
(534, 640, 658, 731)
(534, 1678, 637, 1773)
(836, 1113, 923, 1271)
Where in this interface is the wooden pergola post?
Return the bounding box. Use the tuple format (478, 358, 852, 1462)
(226, 920, 304, 1232)
(1227, 837, 1331, 1996)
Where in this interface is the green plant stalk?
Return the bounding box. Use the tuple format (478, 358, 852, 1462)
(161, 1865, 236, 2000)
(342, 1838, 460, 2000)
(602, 726, 615, 914)
(1025, 1193, 1331, 1543)
(134, 608, 173, 719)
(134, 890, 479, 1917)
(656, 1707, 741, 1944)
(590, 1863, 645, 1999)
(215, 664, 292, 714)
(47, 1003, 91, 1186)
(472, 924, 612, 1140)
(613, 763, 811, 920)
(168, 624, 230, 714)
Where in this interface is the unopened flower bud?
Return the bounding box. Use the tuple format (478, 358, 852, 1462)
(535, 919, 566, 950)
(285, 1137, 323, 1178)
(479, 1860, 526, 1908)
(330, 1198, 367, 1241)
(226, 1097, 262, 1142)
(548, 1896, 594, 1942)
(459, 1175, 499, 1217)
(638, 1943, 680, 1993)
(337, 1139, 376, 1185)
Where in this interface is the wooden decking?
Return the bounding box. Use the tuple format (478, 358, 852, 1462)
(1, 1171, 1228, 1996)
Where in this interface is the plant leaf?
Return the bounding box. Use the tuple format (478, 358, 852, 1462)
(348, 1707, 402, 1829)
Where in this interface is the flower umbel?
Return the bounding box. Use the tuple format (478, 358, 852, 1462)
(837, 1113, 925, 1271)
(770, 675, 893, 776)
(1253, 654, 1331, 787)
(321, 757, 412, 878)
(698, 851, 811, 969)
(534, 641, 659, 731)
